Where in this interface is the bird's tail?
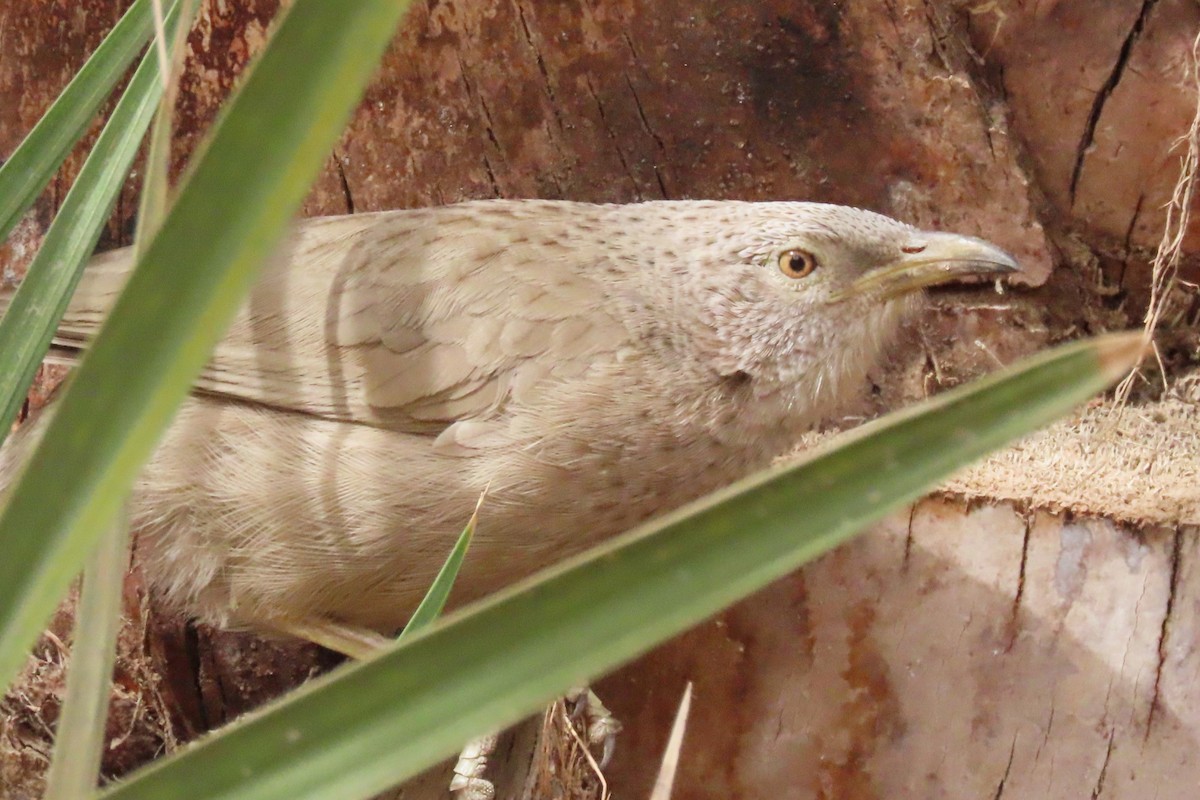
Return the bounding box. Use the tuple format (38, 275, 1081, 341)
(0, 247, 137, 499)
(0, 245, 136, 364)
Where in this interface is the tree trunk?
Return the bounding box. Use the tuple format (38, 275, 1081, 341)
(1, 0, 1197, 797)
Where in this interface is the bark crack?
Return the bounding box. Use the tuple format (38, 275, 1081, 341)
(624, 75, 669, 198)
(1034, 702, 1055, 762)
(183, 621, 210, 731)
(1146, 525, 1182, 736)
(585, 76, 643, 199)
(624, 74, 665, 152)
(651, 167, 669, 199)
(475, 96, 505, 198)
(991, 736, 1017, 800)
(510, 2, 570, 193)
(1006, 513, 1032, 650)
(333, 154, 355, 214)
(479, 154, 502, 198)
(1069, 0, 1159, 205)
(515, 2, 566, 133)
(455, 53, 504, 198)
(1118, 192, 1146, 290)
(1090, 729, 1115, 799)
(902, 503, 917, 570)
(621, 31, 644, 70)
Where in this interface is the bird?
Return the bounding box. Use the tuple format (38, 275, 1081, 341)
(3, 199, 1018, 656)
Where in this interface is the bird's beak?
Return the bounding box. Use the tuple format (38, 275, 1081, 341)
(833, 232, 1020, 302)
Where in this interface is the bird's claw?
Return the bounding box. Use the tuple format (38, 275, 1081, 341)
(566, 687, 622, 768)
(449, 691, 620, 798)
(450, 733, 498, 800)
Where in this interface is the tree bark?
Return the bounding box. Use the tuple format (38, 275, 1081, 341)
(1, 1, 1197, 797)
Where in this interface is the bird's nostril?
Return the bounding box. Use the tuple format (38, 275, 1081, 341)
(901, 244, 926, 254)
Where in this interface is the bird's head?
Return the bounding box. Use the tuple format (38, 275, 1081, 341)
(625, 201, 1019, 418)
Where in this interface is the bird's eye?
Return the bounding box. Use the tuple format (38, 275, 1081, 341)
(777, 249, 818, 279)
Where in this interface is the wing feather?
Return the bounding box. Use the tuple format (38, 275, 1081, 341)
(54, 202, 630, 435)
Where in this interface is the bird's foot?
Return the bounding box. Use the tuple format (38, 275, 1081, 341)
(449, 733, 498, 800)
(447, 690, 620, 799)
(565, 686, 622, 768)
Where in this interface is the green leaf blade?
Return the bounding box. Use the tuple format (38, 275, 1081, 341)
(42, 508, 130, 800)
(0, 0, 183, 447)
(0, 0, 412, 692)
(0, 0, 158, 241)
(98, 333, 1140, 800)
(399, 499, 481, 640)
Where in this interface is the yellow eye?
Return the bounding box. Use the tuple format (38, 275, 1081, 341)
(777, 249, 818, 279)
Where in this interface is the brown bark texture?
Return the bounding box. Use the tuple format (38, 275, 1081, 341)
(1, 0, 1198, 798)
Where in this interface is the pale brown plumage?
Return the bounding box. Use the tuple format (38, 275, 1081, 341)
(3, 199, 1017, 641)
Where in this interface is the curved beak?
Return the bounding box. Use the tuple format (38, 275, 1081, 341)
(834, 232, 1020, 301)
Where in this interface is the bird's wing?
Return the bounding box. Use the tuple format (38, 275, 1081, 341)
(52, 206, 630, 439)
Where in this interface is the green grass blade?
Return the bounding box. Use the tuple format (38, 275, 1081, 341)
(97, 333, 1141, 800)
(41, 10, 190, 794)
(399, 496, 483, 640)
(134, 0, 202, 254)
(0, 0, 182, 447)
(0, 0, 158, 241)
(42, 507, 130, 800)
(0, 0, 412, 693)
